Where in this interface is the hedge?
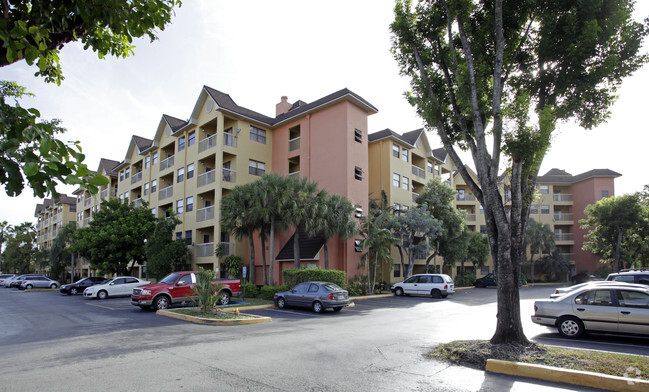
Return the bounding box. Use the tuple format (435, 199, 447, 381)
(282, 267, 346, 288)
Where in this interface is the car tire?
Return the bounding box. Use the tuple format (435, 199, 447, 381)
(431, 289, 442, 299)
(50, 283, 57, 289)
(557, 316, 584, 338)
(312, 301, 324, 313)
(276, 297, 286, 309)
(97, 290, 108, 300)
(26, 284, 33, 290)
(218, 291, 231, 305)
(153, 296, 170, 311)
(333, 306, 343, 312)
(70, 287, 78, 295)
(395, 287, 404, 296)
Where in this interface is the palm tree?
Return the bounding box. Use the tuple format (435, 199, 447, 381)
(359, 201, 397, 293)
(525, 219, 555, 283)
(221, 183, 258, 284)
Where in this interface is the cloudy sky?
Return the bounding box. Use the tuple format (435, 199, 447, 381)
(2, 0, 648, 227)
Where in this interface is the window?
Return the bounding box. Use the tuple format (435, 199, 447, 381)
(125, 167, 130, 179)
(617, 290, 649, 308)
(393, 144, 399, 158)
(176, 232, 183, 240)
(530, 205, 538, 214)
(393, 203, 401, 212)
(354, 129, 362, 143)
(145, 156, 150, 169)
(185, 230, 193, 245)
(458, 189, 466, 200)
(401, 148, 408, 162)
(541, 205, 550, 214)
(480, 225, 487, 233)
(186, 196, 194, 212)
(177, 167, 184, 183)
(151, 207, 156, 216)
(393, 264, 401, 278)
(187, 163, 194, 179)
(250, 126, 267, 144)
(188, 131, 195, 147)
(178, 135, 186, 151)
(152, 152, 158, 165)
(427, 161, 433, 173)
(176, 199, 184, 214)
(575, 290, 613, 306)
(393, 173, 400, 187)
(354, 166, 363, 181)
(151, 179, 157, 193)
(480, 206, 484, 214)
(70, 205, 76, 212)
(249, 160, 265, 176)
(539, 185, 549, 194)
(144, 182, 149, 196)
(602, 190, 609, 198)
(402, 176, 409, 191)
(120, 170, 124, 181)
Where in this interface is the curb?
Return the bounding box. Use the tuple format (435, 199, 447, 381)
(23, 288, 59, 292)
(486, 359, 649, 392)
(157, 309, 272, 325)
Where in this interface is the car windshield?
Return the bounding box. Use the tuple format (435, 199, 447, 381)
(159, 273, 181, 284)
(322, 283, 343, 291)
(101, 278, 114, 285)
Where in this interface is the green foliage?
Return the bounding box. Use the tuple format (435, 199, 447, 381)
(0, 0, 182, 84)
(190, 268, 223, 314)
(454, 271, 476, 287)
(221, 255, 243, 279)
(73, 198, 156, 275)
(145, 214, 190, 281)
(260, 285, 290, 301)
(593, 265, 613, 279)
(346, 275, 370, 296)
(0, 81, 109, 197)
(2, 222, 35, 273)
(283, 267, 346, 288)
(240, 281, 260, 298)
(49, 221, 77, 281)
(537, 252, 571, 281)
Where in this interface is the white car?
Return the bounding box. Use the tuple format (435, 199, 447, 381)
(391, 274, 455, 299)
(83, 276, 150, 299)
(550, 281, 648, 299)
(0, 274, 16, 287)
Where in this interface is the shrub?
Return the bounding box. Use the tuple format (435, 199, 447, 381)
(346, 275, 369, 296)
(241, 281, 259, 298)
(454, 271, 475, 287)
(260, 285, 290, 301)
(283, 267, 346, 287)
(593, 265, 612, 279)
(221, 255, 243, 279)
(191, 268, 223, 314)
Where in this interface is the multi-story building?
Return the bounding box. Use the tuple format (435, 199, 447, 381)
(34, 195, 77, 251)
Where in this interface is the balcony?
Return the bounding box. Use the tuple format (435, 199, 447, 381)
(456, 193, 476, 201)
(131, 171, 142, 184)
(553, 212, 574, 222)
(160, 155, 174, 171)
(101, 188, 117, 199)
(222, 168, 236, 183)
(83, 217, 90, 226)
(198, 169, 216, 187)
(133, 198, 143, 208)
(557, 253, 574, 261)
(199, 134, 216, 153)
(196, 205, 215, 222)
(84, 198, 91, 207)
(555, 233, 574, 242)
(411, 165, 425, 179)
(288, 171, 300, 180)
(195, 242, 214, 258)
(289, 137, 300, 152)
(223, 133, 237, 148)
(221, 242, 235, 256)
(465, 213, 477, 222)
(412, 192, 419, 202)
(553, 193, 573, 202)
(158, 185, 173, 201)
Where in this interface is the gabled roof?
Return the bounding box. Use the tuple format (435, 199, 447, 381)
(431, 148, 448, 163)
(401, 128, 424, 146)
(115, 135, 154, 170)
(275, 229, 326, 262)
(202, 86, 276, 126)
(98, 158, 120, 177)
(537, 168, 621, 184)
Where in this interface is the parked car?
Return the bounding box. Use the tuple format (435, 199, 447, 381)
(19, 276, 60, 290)
(274, 282, 350, 313)
(550, 281, 648, 299)
(531, 284, 649, 338)
(0, 274, 16, 286)
(571, 272, 603, 285)
(83, 276, 150, 299)
(9, 274, 45, 288)
(391, 274, 454, 298)
(60, 277, 107, 295)
(131, 271, 241, 310)
(606, 269, 649, 285)
(473, 273, 526, 288)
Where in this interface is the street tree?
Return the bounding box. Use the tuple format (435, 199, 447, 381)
(391, 0, 648, 344)
(360, 192, 398, 293)
(220, 182, 258, 283)
(0, 220, 10, 272)
(2, 222, 36, 273)
(73, 199, 156, 275)
(537, 251, 570, 281)
(581, 194, 647, 272)
(145, 214, 191, 281)
(525, 219, 555, 282)
(49, 221, 77, 282)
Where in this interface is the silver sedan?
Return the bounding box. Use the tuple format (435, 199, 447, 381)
(274, 282, 350, 313)
(532, 284, 649, 338)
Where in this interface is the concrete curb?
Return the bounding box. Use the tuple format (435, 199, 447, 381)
(486, 359, 649, 392)
(157, 309, 272, 325)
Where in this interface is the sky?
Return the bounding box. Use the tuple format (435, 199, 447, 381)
(1, 0, 648, 228)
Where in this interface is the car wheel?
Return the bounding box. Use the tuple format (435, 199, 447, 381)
(26, 284, 33, 290)
(218, 291, 231, 305)
(97, 290, 108, 300)
(50, 283, 57, 289)
(395, 287, 404, 296)
(276, 297, 286, 309)
(70, 287, 78, 295)
(312, 301, 324, 313)
(431, 289, 442, 299)
(333, 306, 343, 312)
(475, 282, 485, 288)
(153, 296, 170, 311)
(557, 316, 584, 338)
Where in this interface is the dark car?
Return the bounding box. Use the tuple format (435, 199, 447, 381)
(60, 277, 107, 295)
(474, 273, 526, 288)
(274, 282, 350, 313)
(571, 272, 603, 285)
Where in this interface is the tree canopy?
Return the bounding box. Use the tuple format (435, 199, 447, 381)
(391, 0, 648, 344)
(1, 221, 35, 273)
(145, 214, 191, 280)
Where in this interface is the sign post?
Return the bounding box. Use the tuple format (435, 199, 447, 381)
(242, 267, 247, 301)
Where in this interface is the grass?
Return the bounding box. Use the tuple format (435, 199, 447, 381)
(171, 308, 258, 320)
(432, 340, 649, 381)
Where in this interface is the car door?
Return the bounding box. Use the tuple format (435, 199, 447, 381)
(285, 283, 309, 307)
(416, 275, 433, 295)
(400, 276, 419, 295)
(172, 273, 196, 303)
(109, 278, 127, 296)
(123, 278, 142, 296)
(306, 283, 321, 304)
(573, 289, 619, 333)
(615, 289, 649, 334)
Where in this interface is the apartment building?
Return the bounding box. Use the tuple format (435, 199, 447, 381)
(34, 195, 77, 251)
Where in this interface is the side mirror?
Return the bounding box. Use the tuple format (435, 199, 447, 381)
(177, 281, 185, 287)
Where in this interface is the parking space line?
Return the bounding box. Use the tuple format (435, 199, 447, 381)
(85, 302, 124, 310)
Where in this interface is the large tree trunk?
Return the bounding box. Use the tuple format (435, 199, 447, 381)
(614, 229, 623, 272)
(261, 236, 268, 286)
(269, 219, 275, 285)
(324, 241, 329, 269)
(396, 245, 406, 279)
(248, 236, 255, 284)
(293, 228, 301, 269)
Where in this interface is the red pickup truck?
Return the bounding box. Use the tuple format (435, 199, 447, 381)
(131, 271, 241, 311)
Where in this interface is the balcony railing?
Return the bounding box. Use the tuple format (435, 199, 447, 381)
(101, 188, 117, 199)
(411, 165, 425, 179)
(555, 233, 574, 242)
(131, 171, 142, 184)
(412, 192, 419, 202)
(288, 171, 300, 180)
(557, 253, 574, 260)
(199, 134, 216, 153)
(133, 198, 143, 208)
(223, 133, 237, 148)
(195, 242, 214, 258)
(289, 137, 300, 152)
(196, 205, 215, 222)
(553, 213, 574, 221)
(465, 213, 477, 222)
(222, 168, 236, 183)
(456, 193, 476, 201)
(84, 198, 91, 206)
(553, 193, 573, 202)
(221, 242, 235, 256)
(160, 155, 174, 171)
(198, 169, 216, 187)
(83, 217, 90, 226)
(158, 185, 173, 201)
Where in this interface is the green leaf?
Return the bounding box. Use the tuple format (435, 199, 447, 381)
(23, 162, 39, 177)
